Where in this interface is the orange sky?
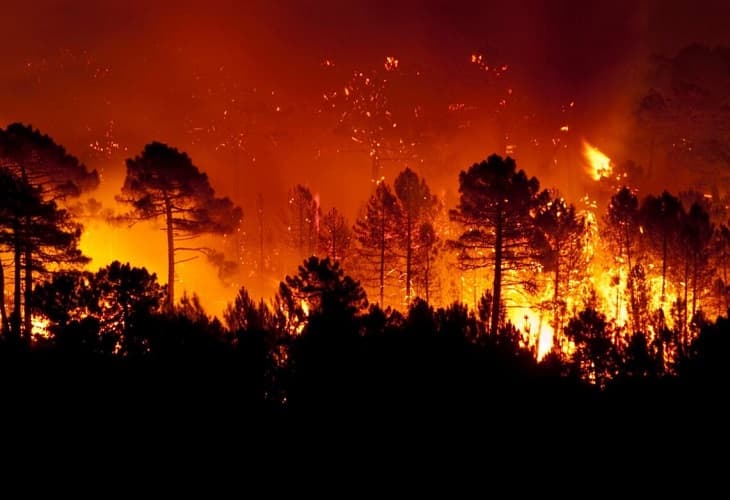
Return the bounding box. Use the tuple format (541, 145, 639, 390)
(2, 0, 728, 315)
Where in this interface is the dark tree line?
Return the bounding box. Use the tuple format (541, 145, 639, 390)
(8, 254, 728, 432)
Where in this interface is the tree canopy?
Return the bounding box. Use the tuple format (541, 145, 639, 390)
(450, 154, 548, 335)
(118, 142, 242, 309)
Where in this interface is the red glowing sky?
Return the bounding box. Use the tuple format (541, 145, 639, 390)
(1, 0, 728, 311)
(2, 1, 727, 199)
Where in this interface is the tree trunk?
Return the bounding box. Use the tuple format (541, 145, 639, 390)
(691, 253, 698, 320)
(615, 269, 621, 327)
(24, 242, 32, 341)
(683, 254, 689, 350)
(424, 245, 430, 304)
(12, 221, 22, 338)
(23, 210, 34, 340)
(661, 231, 667, 306)
(164, 195, 175, 312)
(405, 211, 412, 302)
(624, 224, 635, 332)
(0, 258, 9, 336)
(722, 244, 730, 314)
(379, 201, 385, 306)
(491, 206, 503, 336)
(553, 240, 561, 342)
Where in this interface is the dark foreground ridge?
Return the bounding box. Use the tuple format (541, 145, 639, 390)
(2, 306, 728, 444)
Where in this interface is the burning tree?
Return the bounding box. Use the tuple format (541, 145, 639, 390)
(393, 167, 438, 303)
(353, 182, 403, 306)
(450, 155, 548, 335)
(603, 187, 641, 330)
(118, 142, 242, 310)
(534, 196, 588, 345)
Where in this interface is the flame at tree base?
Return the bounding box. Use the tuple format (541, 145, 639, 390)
(511, 307, 555, 361)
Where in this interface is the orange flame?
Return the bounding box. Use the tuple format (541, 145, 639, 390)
(31, 315, 51, 340)
(512, 307, 554, 361)
(582, 141, 612, 181)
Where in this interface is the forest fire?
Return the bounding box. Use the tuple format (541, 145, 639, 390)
(1, 0, 730, 418)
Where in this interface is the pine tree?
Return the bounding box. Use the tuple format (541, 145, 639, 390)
(535, 196, 587, 342)
(450, 155, 547, 335)
(680, 203, 713, 342)
(393, 167, 438, 303)
(318, 207, 351, 264)
(0, 170, 87, 339)
(0, 123, 99, 199)
(639, 191, 683, 307)
(353, 182, 402, 306)
(0, 123, 97, 339)
(118, 142, 242, 310)
(604, 187, 641, 330)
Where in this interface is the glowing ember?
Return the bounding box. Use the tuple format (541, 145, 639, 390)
(384, 56, 399, 71)
(582, 140, 613, 181)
